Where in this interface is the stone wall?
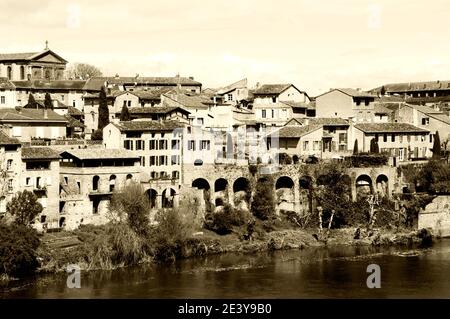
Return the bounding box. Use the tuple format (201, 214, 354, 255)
(418, 195, 450, 237)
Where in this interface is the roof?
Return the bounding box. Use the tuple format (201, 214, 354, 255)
(354, 123, 429, 134)
(65, 115, 85, 128)
(316, 88, 377, 99)
(85, 76, 201, 91)
(371, 80, 450, 93)
(83, 77, 107, 91)
(112, 120, 185, 132)
(68, 106, 83, 116)
(253, 84, 293, 95)
(0, 108, 68, 122)
(374, 104, 394, 114)
(125, 106, 190, 115)
(163, 93, 214, 108)
(22, 147, 60, 160)
(402, 104, 442, 114)
(61, 149, 140, 160)
(0, 130, 20, 145)
(31, 99, 68, 109)
(281, 101, 309, 109)
(0, 77, 15, 90)
(0, 49, 68, 63)
(428, 113, 450, 126)
(218, 78, 247, 94)
(308, 117, 349, 126)
(269, 125, 321, 138)
(12, 80, 86, 90)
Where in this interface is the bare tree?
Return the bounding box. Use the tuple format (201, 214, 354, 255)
(66, 63, 103, 80)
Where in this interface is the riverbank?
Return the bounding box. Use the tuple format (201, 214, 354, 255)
(36, 225, 433, 274)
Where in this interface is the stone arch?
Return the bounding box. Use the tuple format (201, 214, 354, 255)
(275, 176, 295, 212)
(192, 178, 211, 205)
(376, 174, 389, 197)
(214, 178, 229, 207)
(356, 174, 373, 198)
(109, 175, 116, 192)
(146, 188, 158, 209)
(233, 177, 251, 208)
(162, 188, 176, 208)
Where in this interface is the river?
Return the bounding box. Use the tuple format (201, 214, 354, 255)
(2, 239, 450, 298)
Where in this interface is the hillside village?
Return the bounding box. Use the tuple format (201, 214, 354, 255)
(1, 44, 450, 232)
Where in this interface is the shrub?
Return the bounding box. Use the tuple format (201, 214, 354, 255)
(204, 204, 249, 235)
(252, 177, 275, 220)
(0, 224, 40, 277)
(6, 190, 43, 226)
(90, 129, 103, 141)
(344, 153, 388, 167)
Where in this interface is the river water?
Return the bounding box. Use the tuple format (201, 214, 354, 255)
(2, 239, 450, 298)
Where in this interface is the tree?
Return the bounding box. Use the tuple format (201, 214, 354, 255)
(120, 105, 131, 121)
(66, 63, 103, 80)
(432, 131, 441, 159)
(370, 138, 379, 154)
(251, 177, 275, 220)
(380, 85, 386, 96)
(353, 139, 359, 155)
(98, 86, 109, 131)
(44, 92, 53, 110)
(0, 223, 40, 277)
(27, 93, 37, 109)
(6, 190, 43, 226)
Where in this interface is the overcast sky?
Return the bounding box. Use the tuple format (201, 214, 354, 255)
(1, 0, 449, 95)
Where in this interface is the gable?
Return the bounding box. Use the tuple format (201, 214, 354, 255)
(31, 50, 67, 64)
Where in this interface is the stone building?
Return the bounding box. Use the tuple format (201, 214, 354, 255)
(315, 88, 377, 122)
(0, 44, 67, 81)
(20, 147, 61, 230)
(0, 77, 16, 108)
(59, 149, 141, 230)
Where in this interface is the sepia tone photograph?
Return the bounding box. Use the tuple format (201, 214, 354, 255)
(1, 0, 450, 306)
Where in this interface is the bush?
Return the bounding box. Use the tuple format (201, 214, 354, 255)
(7, 190, 43, 226)
(0, 224, 40, 277)
(252, 178, 275, 220)
(344, 153, 388, 167)
(204, 204, 249, 235)
(91, 129, 103, 141)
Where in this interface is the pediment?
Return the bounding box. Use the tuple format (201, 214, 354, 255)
(31, 50, 68, 64)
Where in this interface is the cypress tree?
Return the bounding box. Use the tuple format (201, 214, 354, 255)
(97, 86, 109, 130)
(432, 131, 441, 159)
(44, 93, 53, 110)
(120, 105, 131, 121)
(353, 139, 359, 155)
(27, 93, 37, 108)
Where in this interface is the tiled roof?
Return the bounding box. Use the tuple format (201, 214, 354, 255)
(308, 117, 349, 126)
(372, 80, 450, 93)
(22, 147, 61, 160)
(354, 123, 429, 134)
(217, 78, 247, 95)
(0, 130, 20, 145)
(32, 99, 68, 109)
(0, 52, 39, 61)
(281, 101, 309, 109)
(0, 108, 68, 122)
(125, 106, 190, 115)
(12, 80, 86, 90)
(404, 104, 442, 114)
(428, 113, 450, 126)
(86, 76, 201, 90)
(61, 149, 139, 160)
(113, 120, 185, 132)
(0, 77, 15, 90)
(376, 95, 405, 102)
(163, 93, 214, 108)
(253, 84, 293, 95)
(83, 77, 107, 91)
(270, 125, 321, 138)
(65, 115, 85, 128)
(374, 104, 394, 114)
(68, 106, 83, 116)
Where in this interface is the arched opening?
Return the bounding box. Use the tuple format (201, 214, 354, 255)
(146, 188, 158, 209)
(233, 177, 251, 208)
(376, 174, 389, 197)
(92, 175, 100, 191)
(214, 178, 229, 207)
(109, 175, 116, 192)
(126, 174, 133, 185)
(59, 217, 66, 228)
(7, 66, 12, 80)
(356, 174, 373, 199)
(194, 159, 203, 166)
(192, 178, 211, 205)
(162, 188, 176, 208)
(292, 155, 299, 164)
(20, 66, 25, 80)
(275, 176, 295, 212)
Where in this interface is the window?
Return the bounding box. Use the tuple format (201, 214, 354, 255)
(262, 109, 266, 118)
(149, 140, 156, 150)
(272, 96, 276, 103)
(391, 134, 395, 142)
(172, 171, 179, 179)
(0, 96, 5, 104)
(383, 134, 387, 142)
(227, 93, 233, 101)
(339, 133, 347, 144)
(303, 141, 309, 151)
(356, 99, 361, 106)
(128, 100, 131, 107)
(313, 141, 320, 151)
(188, 140, 196, 151)
(271, 109, 275, 118)
(6, 159, 12, 171)
(197, 118, 204, 125)
(8, 179, 13, 192)
(171, 140, 180, 150)
(26, 177, 31, 186)
(72, 100, 76, 107)
(61, 95, 65, 101)
(365, 99, 370, 106)
(150, 156, 156, 166)
(159, 140, 167, 150)
(140, 156, 145, 166)
(93, 176, 99, 191)
(159, 156, 166, 165)
(400, 135, 403, 143)
(7, 66, 12, 80)
(109, 175, 116, 192)
(201, 140, 210, 150)
(407, 135, 411, 143)
(422, 118, 430, 125)
(20, 66, 25, 80)
(135, 140, 144, 150)
(430, 134, 433, 143)
(171, 155, 179, 165)
(124, 140, 133, 150)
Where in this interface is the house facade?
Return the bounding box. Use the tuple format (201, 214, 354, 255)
(0, 78, 16, 108)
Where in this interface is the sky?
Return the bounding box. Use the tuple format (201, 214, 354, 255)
(1, 0, 450, 96)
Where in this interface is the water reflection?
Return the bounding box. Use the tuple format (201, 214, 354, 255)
(2, 240, 450, 298)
